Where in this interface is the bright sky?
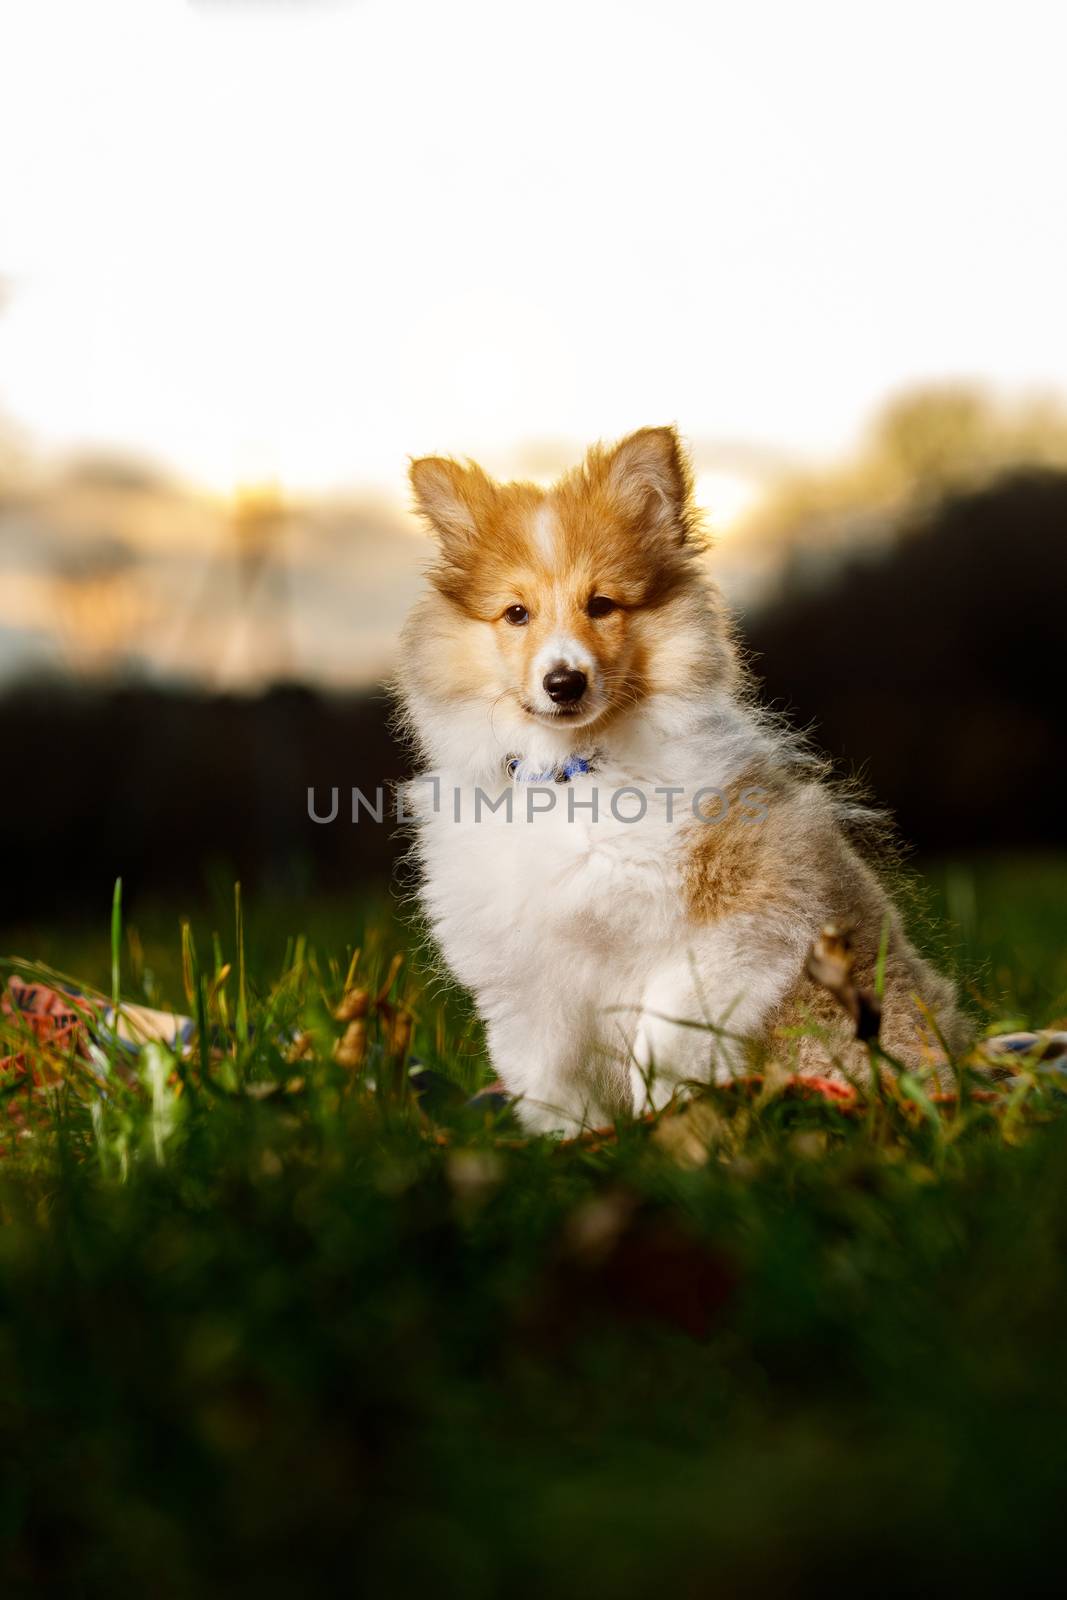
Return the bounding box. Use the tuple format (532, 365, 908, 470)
(2, 0, 1066, 504)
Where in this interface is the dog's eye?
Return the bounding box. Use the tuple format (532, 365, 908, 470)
(587, 595, 617, 619)
(503, 604, 529, 626)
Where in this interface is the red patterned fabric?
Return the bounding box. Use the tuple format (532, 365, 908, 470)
(1, 976, 95, 1084)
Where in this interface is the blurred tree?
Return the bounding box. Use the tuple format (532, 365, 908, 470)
(873, 386, 999, 490)
(872, 386, 1067, 495)
(745, 383, 1067, 557)
(49, 535, 149, 679)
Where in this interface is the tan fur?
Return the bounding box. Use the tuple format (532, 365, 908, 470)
(681, 758, 966, 1080)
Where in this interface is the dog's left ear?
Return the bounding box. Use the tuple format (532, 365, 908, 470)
(602, 426, 693, 543)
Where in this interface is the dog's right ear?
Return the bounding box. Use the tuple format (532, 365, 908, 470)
(409, 457, 497, 554)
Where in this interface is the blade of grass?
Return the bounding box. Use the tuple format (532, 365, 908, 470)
(235, 882, 249, 1054)
(874, 910, 891, 1000)
(109, 878, 123, 1077)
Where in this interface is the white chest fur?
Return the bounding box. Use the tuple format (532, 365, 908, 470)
(406, 726, 795, 1135)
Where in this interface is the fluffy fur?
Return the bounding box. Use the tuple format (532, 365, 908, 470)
(394, 427, 967, 1134)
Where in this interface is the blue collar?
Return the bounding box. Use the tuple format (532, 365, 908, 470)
(507, 753, 593, 784)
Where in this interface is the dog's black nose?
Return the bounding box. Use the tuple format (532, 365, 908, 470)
(543, 667, 587, 705)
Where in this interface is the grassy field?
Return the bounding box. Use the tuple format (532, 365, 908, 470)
(1, 857, 1066, 1595)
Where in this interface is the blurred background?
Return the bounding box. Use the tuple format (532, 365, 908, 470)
(1, 0, 1065, 1009)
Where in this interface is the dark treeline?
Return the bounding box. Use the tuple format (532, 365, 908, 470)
(745, 468, 1066, 855)
(0, 470, 1063, 923)
(0, 684, 407, 923)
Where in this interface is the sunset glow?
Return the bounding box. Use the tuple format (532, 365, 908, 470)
(2, 0, 1067, 518)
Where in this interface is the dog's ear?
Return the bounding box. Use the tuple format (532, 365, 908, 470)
(601, 426, 693, 543)
(409, 456, 497, 554)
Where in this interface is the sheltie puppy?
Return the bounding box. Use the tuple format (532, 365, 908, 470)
(395, 426, 966, 1134)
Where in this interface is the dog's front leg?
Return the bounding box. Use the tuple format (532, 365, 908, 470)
(485, 1004, 624, 1137)
(629, 920, 806, 1113)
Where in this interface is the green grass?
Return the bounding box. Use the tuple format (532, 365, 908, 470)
(1, 859, 1066, 1595)
(923, 853, 1067, 1024)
